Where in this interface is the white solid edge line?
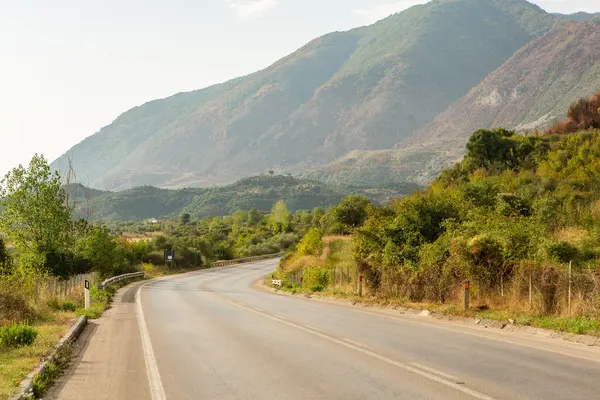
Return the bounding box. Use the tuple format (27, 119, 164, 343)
(218, 296, 495, 400)
(137, 282, 167, 400)
(409, 362, 460, 382)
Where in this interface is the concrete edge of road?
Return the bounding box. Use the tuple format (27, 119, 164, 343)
(11, 315, 88, 400)
(255, 279, 600, 349)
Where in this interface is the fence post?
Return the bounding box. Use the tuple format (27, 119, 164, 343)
(332, 268, 336, 289)
(359, 275, 363, 297)
(568, 261, 572, 316)
(529, 273, 532, 307)
(464, 280, 470, 312)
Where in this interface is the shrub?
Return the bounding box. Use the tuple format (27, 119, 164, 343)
(303, 267, 330, 290)
(48, 298, 61, 310)
(296, 228, 324, 256)
(62, 302, 77, 312)
(547, 241, 579, 263)
(0, 322, 38, 347)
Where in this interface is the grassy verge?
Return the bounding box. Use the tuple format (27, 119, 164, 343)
(269, 282, 600, 336)
(0, 311, 75, 400)
(3, 264, 204, 399)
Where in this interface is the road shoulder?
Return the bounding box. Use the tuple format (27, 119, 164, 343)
(46, 281, 151, 400)
(254, 279, 600, 358)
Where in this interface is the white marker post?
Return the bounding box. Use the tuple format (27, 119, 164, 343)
(84, 280, 91, 310)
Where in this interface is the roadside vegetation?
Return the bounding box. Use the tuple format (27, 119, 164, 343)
(277, 93, 600, 336)
(0, 155, 346, 398)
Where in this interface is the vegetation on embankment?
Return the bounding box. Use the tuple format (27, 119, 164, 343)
(277, 93, 600, 336)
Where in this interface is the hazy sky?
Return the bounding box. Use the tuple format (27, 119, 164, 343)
(1, 0, 598, 176)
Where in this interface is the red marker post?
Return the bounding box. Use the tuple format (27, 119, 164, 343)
(300, 276, 303, 289)
(359, 275, 363, 297)
(464, 280, 470, 312)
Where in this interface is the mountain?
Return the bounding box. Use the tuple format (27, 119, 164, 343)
(314, 20, 600, 186)
(554, 12, 600, 21)
(52, 0, 560, 191)
(411, 20, 600, 148)
(69, 175, 421, 221)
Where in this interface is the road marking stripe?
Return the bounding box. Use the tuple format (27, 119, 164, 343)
(261, 288, 600, 364)
(409, 362, 460, 381)
(217, 295, 494, 400)
(137, 283, 167, 400)
(342, 338, 371, 350)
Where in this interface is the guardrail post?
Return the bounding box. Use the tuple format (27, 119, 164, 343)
(84, 280, 90, 310)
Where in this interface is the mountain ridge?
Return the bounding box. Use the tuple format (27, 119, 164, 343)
(68, 175, 421, 221)
(52, 0, 562, 190)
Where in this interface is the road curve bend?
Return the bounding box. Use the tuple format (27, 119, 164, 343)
(138, 260, 600, 400)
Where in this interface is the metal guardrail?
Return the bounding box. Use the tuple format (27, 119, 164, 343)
(100, 271, 145, 290)
(212, 252, 284, 268)
(98, 253, 281, 289)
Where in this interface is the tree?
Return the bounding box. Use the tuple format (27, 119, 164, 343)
(312, 207, 325, 228)
(247, 208, 262, 226)
(0, 155, 73, 268)
(180, 213, 191, 226)
(332, 195, 371, 230)
(75, 226, 126, 278)
(268, 170, 275, 176)
(0, 237, 10, 274)
(269, 200, 290, 233)
(232, 210, 248, 226)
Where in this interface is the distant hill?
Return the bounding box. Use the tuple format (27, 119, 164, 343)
(68, 175, 420, 221)
(52, 0, 560, 191)
(554, 12, 600, 21)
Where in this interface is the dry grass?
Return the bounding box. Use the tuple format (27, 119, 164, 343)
(553, 227, 589, 244)
(120, 231, 165, 242)
(0, 311, 75, 400)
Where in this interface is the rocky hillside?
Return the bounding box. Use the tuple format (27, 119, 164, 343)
(318, 20, 600, 186)
(412, 20, 600, 146)
(52, 0, 560, 190)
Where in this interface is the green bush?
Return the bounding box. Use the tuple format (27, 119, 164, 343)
(47, 298, 61, 310)
(547, 241, 579, 263)
(303, 267, 331, 290)
(61, 302, 77, 312)
(296, 228, 324, 256)
(0, 322, 38, 348)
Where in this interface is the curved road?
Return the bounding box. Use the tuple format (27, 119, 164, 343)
(51, 259, 600, 400)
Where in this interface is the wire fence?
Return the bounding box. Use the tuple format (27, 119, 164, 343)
(44, 272, 99, 299)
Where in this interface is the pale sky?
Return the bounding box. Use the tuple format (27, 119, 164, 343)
(1, 0, 598, 177)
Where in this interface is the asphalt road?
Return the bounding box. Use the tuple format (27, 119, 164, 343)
(50, 259, 600, 400)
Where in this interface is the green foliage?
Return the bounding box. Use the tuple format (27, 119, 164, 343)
(546, 242, 579, 263)
(303, 267, 331, 292)
(180, 213, 191, 225)
(0, 322, 38, 348)
(0, 155, 73, 269)
(269, 200, 290, 234)
(296, 228, 324, 256)
(32, 342, 73, 398)
(61, 302, 77, 312)
(0, 237, 10, 274)
(74, 226, 127, 278)
(331, 195, 371, 232)
(347, 119, 600, 308)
